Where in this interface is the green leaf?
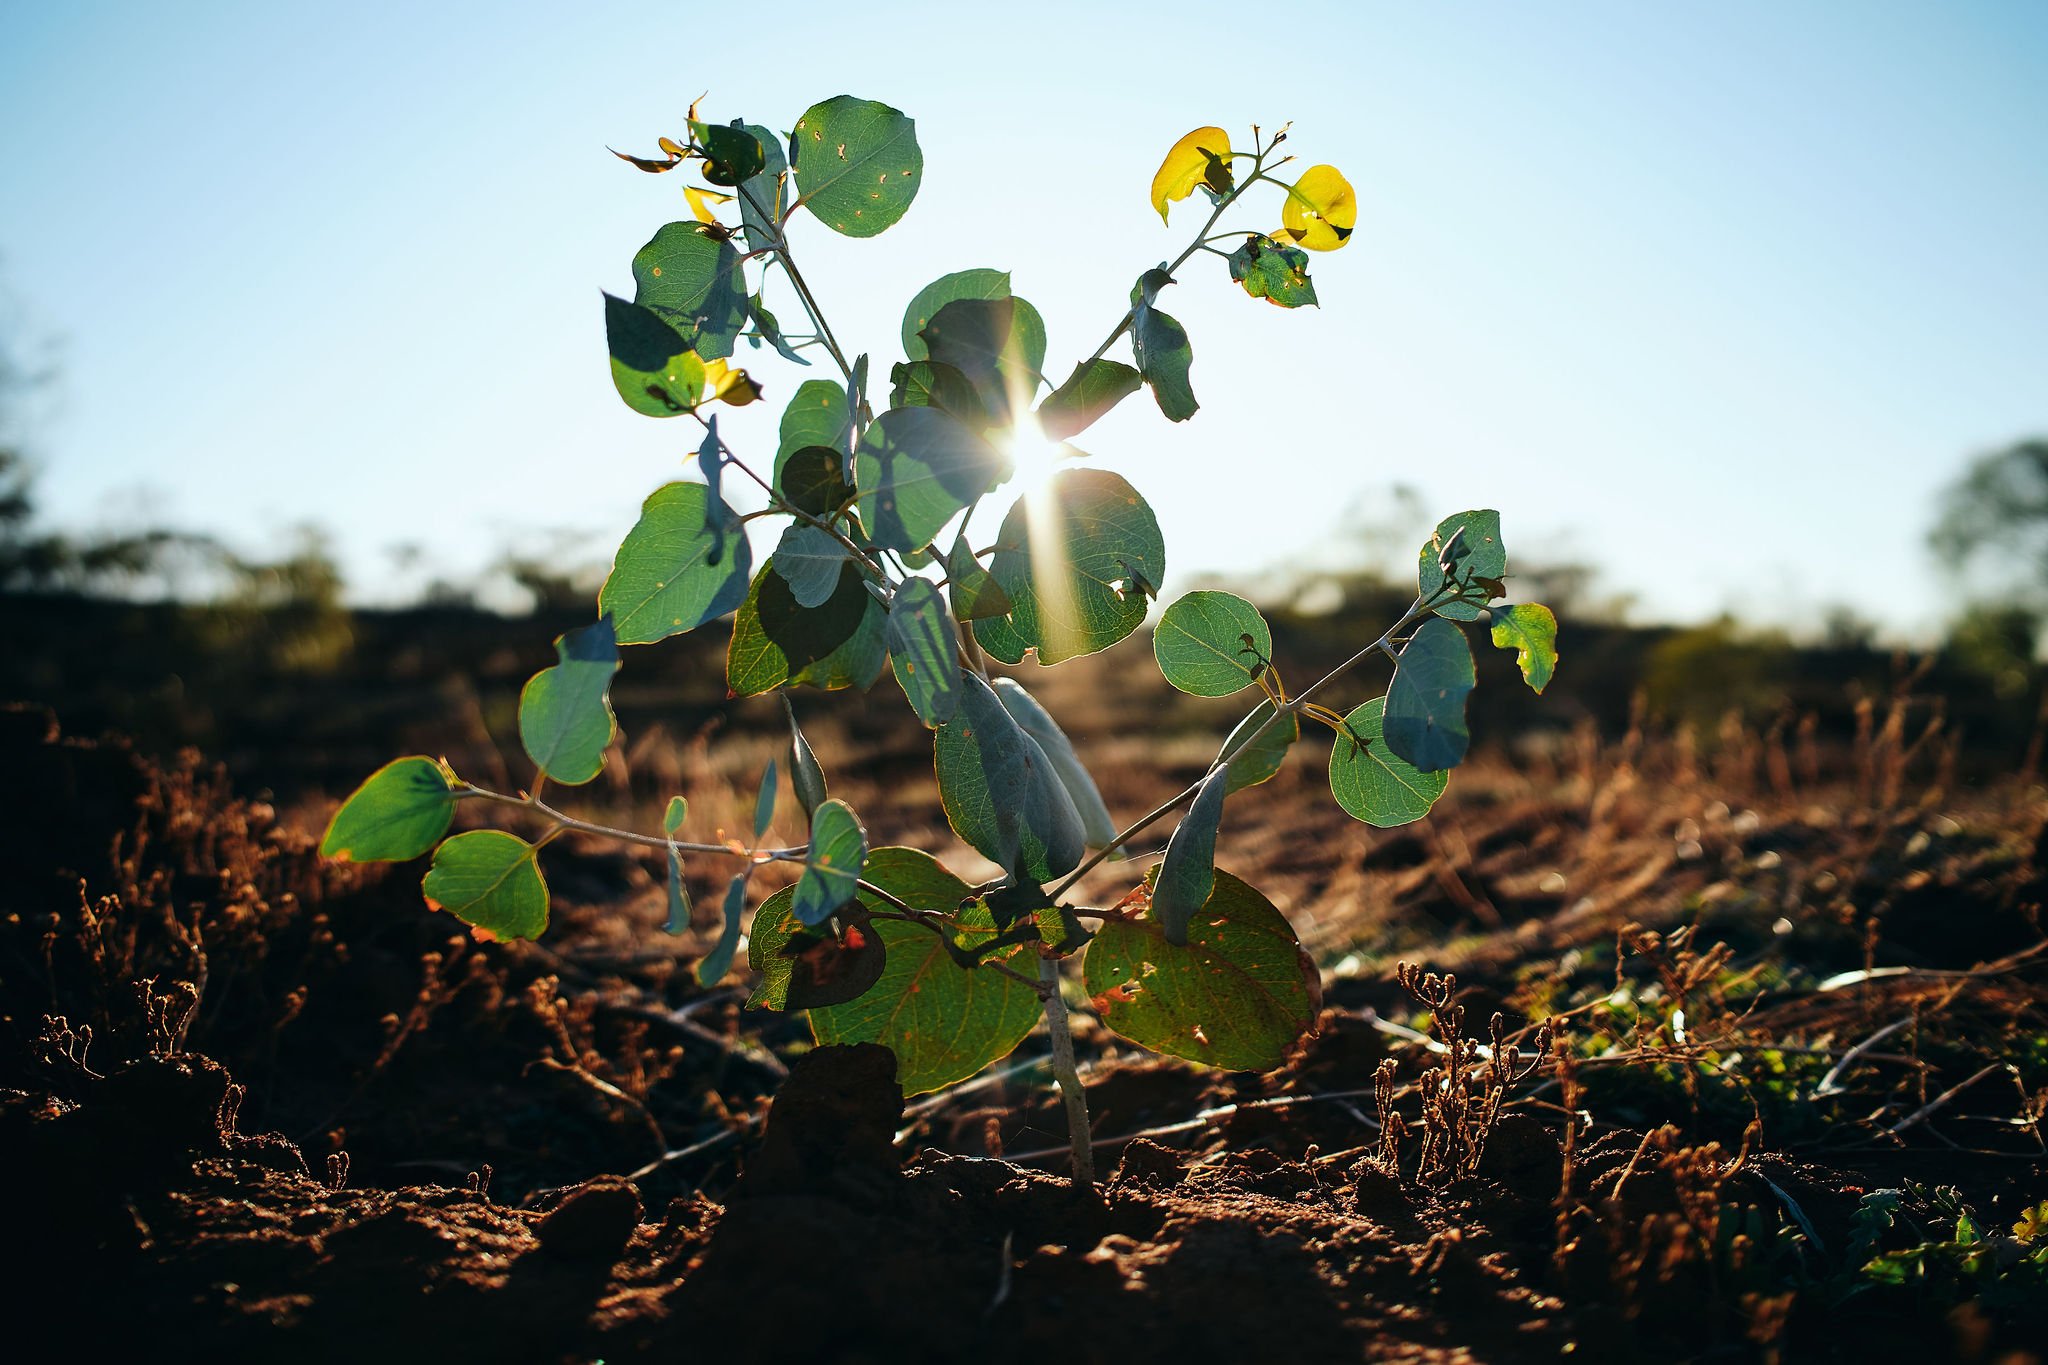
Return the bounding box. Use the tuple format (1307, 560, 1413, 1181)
(422, 830, 549, 941)
(743, 885, 888, 1010)
(885, 578, 963, 727)
(1153, 765, 1228, 946)
(1037, 359, 1143, 442)
(663, 795, 689, 836)
(604, 293, 704, 417)
(691, 119, 765, 186)
(1219, 700, 1298, 794)
(775, 378, 854, 483)
(902, 268, 1007, 359)
(1131, 269, 1197, 422)
(727, 562, 888, 695)
(783, 695, 829, 816)
(1489, 603, 1558, 694)
(944, 532, 1012, 622)
(790, 95, 922, 238)
(986, 468, 1165, 664)
(853, 406, 1009, 553)
(806, 848, 1042, 1094)
(753, 760, 779, 842)
(990, 677, 1118, 850)
(1226, 235, 1318, 308)
(776, 445, 853, 518)
(889, 359, 987, 430)
(599, 482, 752, 645)
(1384, 618, 1477, 773)
(697, 872, 751, 985)
(745, 291, 808, 366)
(935, 672, 1085, 882)
(735, 122, 788, 255)
(517, 616, 619, 786)
(1416, 509, 1507, 622)
(1084, 868, 1318, 1071)
(1329, 697, 1448, 827)
(631, 221, 748, 361)
(771, 523, 849, 608)
(967, 610, 1030, 666)
(791, 798, 867, 925)
(320, 756, 457, 863)
(1153, 590, 1271, 697)
(918, 297, 1044, 423)
(664, 844, 691, 935)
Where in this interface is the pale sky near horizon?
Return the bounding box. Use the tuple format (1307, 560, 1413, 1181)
(2, 1, 2044, 639)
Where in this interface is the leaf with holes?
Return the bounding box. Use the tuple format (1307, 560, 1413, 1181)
(935, 673, 1084, 882)
(1489, 603, 1558, 694)
(1085, 868, 1318, 1071)
(1154, 591, 1271, 697)
(321, 756, 458, 863)
(421, 831, 549, 942)
(986, 469, 1164, 665)
(791, 96, 922, 238)
(886, 578, 963, 727)
(631, 221, 748, 360)
(1153, 764, 1229, 946)
(853, 406, 1008, 553)
(517, 616, 619, 785)
(727, 562, 888, 695)
(992, 676, 1117, 850)
(599, 483, 752, 645)
(1218, 700, 1298, 794)
(1329, 696, 1448, 827)
(1227, 234, 1317, 308)
(807, 848, 1042, 1094)
(604, 293, 704, 417)
(1384, 618, 1476, 773)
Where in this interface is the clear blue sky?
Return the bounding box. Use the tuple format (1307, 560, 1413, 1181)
(4, 1, 2044, 636)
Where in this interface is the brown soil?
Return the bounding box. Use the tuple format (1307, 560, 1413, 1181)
(5, 703, 2047, 1363)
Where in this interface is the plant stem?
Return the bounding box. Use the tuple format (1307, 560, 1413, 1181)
(1039, 954, 1096, 1188)
(732, 180, 859, 394)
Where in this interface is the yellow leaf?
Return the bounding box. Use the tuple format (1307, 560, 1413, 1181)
(702, 359, 762, 408)
(684, 184, 733, 224)
(1280, 164, 1356, 252)
(1149, 126, 1232, 224)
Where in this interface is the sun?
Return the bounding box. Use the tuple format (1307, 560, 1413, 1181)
(1002, 415, 1068, 497)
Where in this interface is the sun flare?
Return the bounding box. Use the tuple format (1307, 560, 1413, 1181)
(1003, 417, 1068, 498)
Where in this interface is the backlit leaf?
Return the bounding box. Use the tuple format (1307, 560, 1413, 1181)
(1150, 126, 1232, 223)
(604, 293, 704, 418)
(790, 96, 922, 238)
(1153, 764, 1229, 946)
(1084, 868, 1318, 1071)
(664, 844, 691, 935)
(517, 616, 619, 786)
(885, 577, 963, 727)
(1227, 234, 1318, 308)
(918, 296, 1045, 423)
(986, 469, 1165, 664)
(1384, 618, 1476, 773)
(1278, 164, 1356, 252)
(783, 695, 829, 816)
(935, 673, 1085, 882)
(1329, 697, 1448, 827)
(690, 119, 765, 186)
(945, 532, 1012, 622)
(320, 756, 458, 863)
(1218, 700, 1297, 794)
(753, 760, 778, 842)
(853, 406, 1009, 553)
(631, 221, 748, 360)
(900, 269, 1043, 372)
(599, 482, 752, 645)
(735, 122, 788, 255)
(663, 795, 689, 836)
(1036, 359, 1143, 442)
(776, 445, 853, 518)
(1153, 590, 1271, 697)
(889, 359, 988, 430)
(1131, 270, 1197, 422)
(806, 848, 1042, 1093)
(791, 798, 867, 925)
(743, 884, 887, 1010)
(421, 830, 549, 942)
(696, 871, 750, 985)
(1416, 509, 1506, 622)
(1489, 603, 1558, 694)
(727, 561, 888, 695)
